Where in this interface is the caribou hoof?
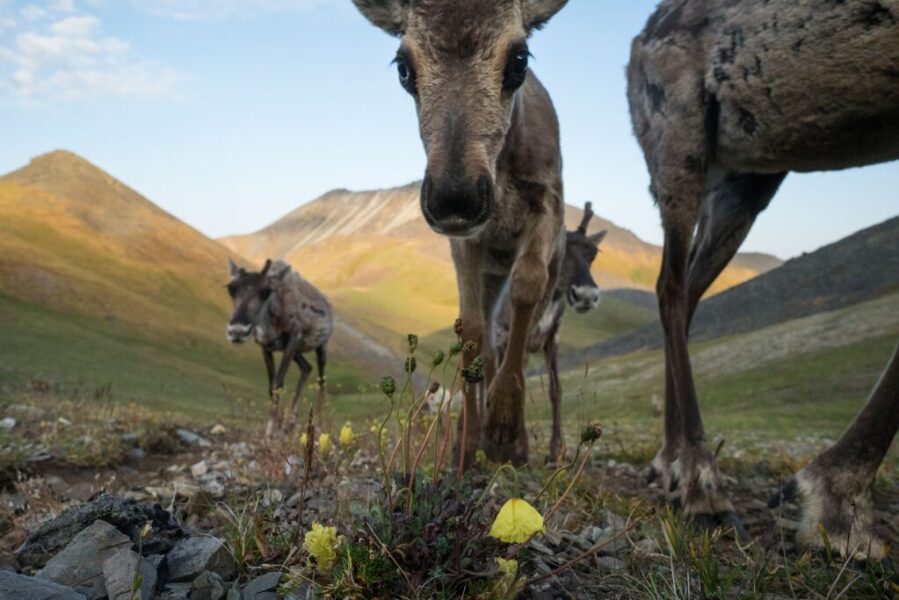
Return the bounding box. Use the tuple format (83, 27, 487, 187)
(770, 468, 887, 560)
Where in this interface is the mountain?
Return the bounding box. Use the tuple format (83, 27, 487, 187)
(562, 215, 899, 368)
(220, 183, 782, 350)
(0, 151, 397, 415)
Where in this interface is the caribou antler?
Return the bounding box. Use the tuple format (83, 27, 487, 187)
(577, 201, 594, 233)
(261, 259, 273, 276)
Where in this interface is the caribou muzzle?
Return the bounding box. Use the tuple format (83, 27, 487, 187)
(420, 172, 493, 237)
(568, 285, 600, 314)
(226, 322, 253, 344)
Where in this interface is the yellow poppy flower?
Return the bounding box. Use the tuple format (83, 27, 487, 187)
(303, 522, 341, 571)
(318, 433, 331, 456)
(339, 422, 355, 447)
(489, 498, 544, 544)
(299, 432, 308, 447)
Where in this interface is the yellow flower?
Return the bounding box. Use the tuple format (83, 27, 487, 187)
(303, 522, 342, 571)
(496, 557, 518, 574)
(339, 422, 355, 447)
(299, 433, 308, 447)
(475, 449, 487, 466)
(489, 498, 544, 544)
(318, 433, 331, 456)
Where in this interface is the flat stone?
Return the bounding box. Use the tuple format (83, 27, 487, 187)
(191, 571, 226, 600)
(103, 548, 158, 600)
(0, 417, 16, 430)
(210, 425, 227, 436)
(191, 461, 209, 478)
(165, 536, 235, 582)
(37, 520, 132, 600)
(243, 571, 281, 598)
(17, 495, 184, 569)
(67, 482, 97, 503)
(158, 582, 192, 600)
(176, 429, 211, 447)
(595, 556, 625, 572)
(0, 570, 86, 600)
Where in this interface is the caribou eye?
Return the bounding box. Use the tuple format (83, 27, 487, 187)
(395, 56, 416, 95)
(260, 288, 273, 301)
(226, 283, 238, 297)
(503, 48, 530, 90)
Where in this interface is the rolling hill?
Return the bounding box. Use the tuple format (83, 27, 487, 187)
(220, 184, 782, 353)
(0, 151, 399, 416)
(561, 215, 899, 369)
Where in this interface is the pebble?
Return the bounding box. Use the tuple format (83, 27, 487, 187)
(0, 417, 15, 430)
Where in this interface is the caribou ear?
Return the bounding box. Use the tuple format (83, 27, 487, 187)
(273, 264, 292, 281)
(522, 0, 568, 32)
(588, 230, 608, 246)
(353, 0, 407, 36)
(228, 258, 242, 280)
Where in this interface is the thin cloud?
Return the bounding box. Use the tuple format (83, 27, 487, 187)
(0, 0, 179, 103)
(130, 0, 328, 21)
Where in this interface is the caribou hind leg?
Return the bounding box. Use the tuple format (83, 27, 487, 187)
(771, 343, 899, 559)
(314, 344, 327, 425)
(287, 353, 313, 431)
(653, 172, 785, 514)
(543, 326, 565, 464)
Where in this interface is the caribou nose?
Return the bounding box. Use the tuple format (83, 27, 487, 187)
(569, 285, 601, 313)
(226, 323, 252, 343)
(420, 173, 493, 237)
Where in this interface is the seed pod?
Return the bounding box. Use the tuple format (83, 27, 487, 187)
(380, 376, 396, 397)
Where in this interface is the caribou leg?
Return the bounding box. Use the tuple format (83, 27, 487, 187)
(451, 242, 487, 470)
(484, 208, 562, 465)
(314, 344, 328, 425)
(653, 172, 785, 512)
(771, 343, 899, 559)
(271, 335, 301, 433)
(262, 348, 277, 437)
(287, 353, 313, 431)
(544, 325, 565, 464)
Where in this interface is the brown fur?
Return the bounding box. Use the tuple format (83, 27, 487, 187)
(628, 0, 899, 548)
(355, 0, 569, 464)
(226, 259, 333, 432)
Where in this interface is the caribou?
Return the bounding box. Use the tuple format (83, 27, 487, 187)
(226, 259, 333, 433)
(627, 0, 899, 556)
(494, 203, 606, 462)
(354, 0, 571, 465)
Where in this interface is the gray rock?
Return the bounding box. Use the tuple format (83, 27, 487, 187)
(0, 417, 16, 430)
(0, 570, 87, 600)
(226, 586, 243, 600)
(595, 556, 626, 572)
(176, 429, 211, 447)
(158, 582, 192, 600)
(166, 536, 235, 582)
(243, 571, 281, 598)
(17, 495, 184, 568)
(37, 520, 132, 600)
(253, 593, 278, 600)
(103, 548, 158, 600)
(191, 571, 226, 600)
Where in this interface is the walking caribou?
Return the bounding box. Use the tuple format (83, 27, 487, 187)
(627, 0, 899, 556)
(226, 259, 333, 432)
(494, 203, 606, 462)
(353, 0, 571, 465)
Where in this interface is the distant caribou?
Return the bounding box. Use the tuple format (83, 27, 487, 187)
(226, 259, 333, 432)
(628, 0, 899, 555)
(354, 0, 571, 466)
(494, 203, 607, 461)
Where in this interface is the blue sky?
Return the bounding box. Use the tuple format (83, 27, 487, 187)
(1, 0, 896, 259)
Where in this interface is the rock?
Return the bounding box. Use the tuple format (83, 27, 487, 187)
(128, 448, 147, 460)
(191, 571, 226, 600)
(176, 429, 211, 447)
(67, 482, 97, 503)
(0, 570, 87, 600)
(191, 461, 209, 478)
(210, 425, 227, 436)
(57, 417, 73, 426)
(43, 475, 69, 499)
(243, 571, 281, 598)
(262, 489, 283, 506)
(37, 520, 132, 600)
(0, 417, 15, 430)
(165, 536, 235, 582)
(595, 556, 625, 572)
(121, 432, 140, 444)
(18, 495, 184, 569)
(227, 586, 243, 600)
(103, 548, 158, 600)
(158, 582, 192, 600)
(201, 480, 225, 499)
